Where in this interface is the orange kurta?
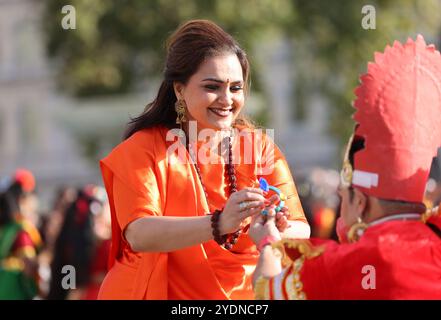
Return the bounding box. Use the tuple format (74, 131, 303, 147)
(98, 125, 306, 300)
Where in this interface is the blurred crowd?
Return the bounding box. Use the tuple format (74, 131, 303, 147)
(0, 166, 439, 300)
(0, 168, 111, 300)
(296, 168, 340, 240)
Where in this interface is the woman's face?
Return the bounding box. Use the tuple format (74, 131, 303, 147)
(175, 53, 245, 132)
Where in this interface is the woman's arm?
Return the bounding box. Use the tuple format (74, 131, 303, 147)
(125, 215, 213, 252)
(283, 220, 311, 239)
(125, 187, 269, 252)
(273, 206, 311, 239)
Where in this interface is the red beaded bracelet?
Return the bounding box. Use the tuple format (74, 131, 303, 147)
(210, 209, 227, 246)
(209, 209, 241, 250)
(257, 235, 279, 252)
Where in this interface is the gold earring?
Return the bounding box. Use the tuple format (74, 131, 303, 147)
(175, 99, 187, 124)
(347, 217, 367, 243)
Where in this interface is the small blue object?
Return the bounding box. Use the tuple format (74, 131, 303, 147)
(259, 177, 269, 192)
(261, 209, 269, 216)
(258, 177, 285, 214)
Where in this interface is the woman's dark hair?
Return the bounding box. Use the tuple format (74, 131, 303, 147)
(124, 19, 252, 140)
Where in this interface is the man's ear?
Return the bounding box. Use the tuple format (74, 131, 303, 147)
(352, 187, 368, 218)
(173, 82, 185, 100)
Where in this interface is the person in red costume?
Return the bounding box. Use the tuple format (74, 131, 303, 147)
(0, 169, 41, 299)
(250, 35, 441, 300)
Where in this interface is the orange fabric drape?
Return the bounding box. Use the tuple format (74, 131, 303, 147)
(98, 126, 306, 300)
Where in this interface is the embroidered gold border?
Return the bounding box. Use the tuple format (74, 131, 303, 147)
(267, 239, 326, 300)
(254, 276, 270, 300)
(284, 257, 307, 300)
(254, 240, 326, 300)
(271, 239, 325, 267)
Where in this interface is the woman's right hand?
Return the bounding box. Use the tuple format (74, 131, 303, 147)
(219, 187, 274, 235)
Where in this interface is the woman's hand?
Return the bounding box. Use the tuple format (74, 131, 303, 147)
(219, 187, 270, 235)
(249, 206, 281, 246)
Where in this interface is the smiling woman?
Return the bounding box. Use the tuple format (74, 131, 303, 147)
(173, 54, 245, 132)
(98, 20, 309, 300)
(123, 19, 252, 139)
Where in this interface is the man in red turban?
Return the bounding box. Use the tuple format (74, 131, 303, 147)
(250, 35, 441, 299)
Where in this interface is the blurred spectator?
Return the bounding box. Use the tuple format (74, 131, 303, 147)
(46, 185, 110, 300)
(41, 186, 78, 255)
(0, 169, 41, 299)
(37, 186, 77, 297)
(297, 168, 340, 239)
(5, 169, 42, 249)
(81, 185, 111, 300)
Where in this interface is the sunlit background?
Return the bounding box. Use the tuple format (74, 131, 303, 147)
(4, 0, 441, 212)
(1, 0, 441, 299)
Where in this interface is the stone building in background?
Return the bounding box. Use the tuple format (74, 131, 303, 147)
(1, 0, 390, 211)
